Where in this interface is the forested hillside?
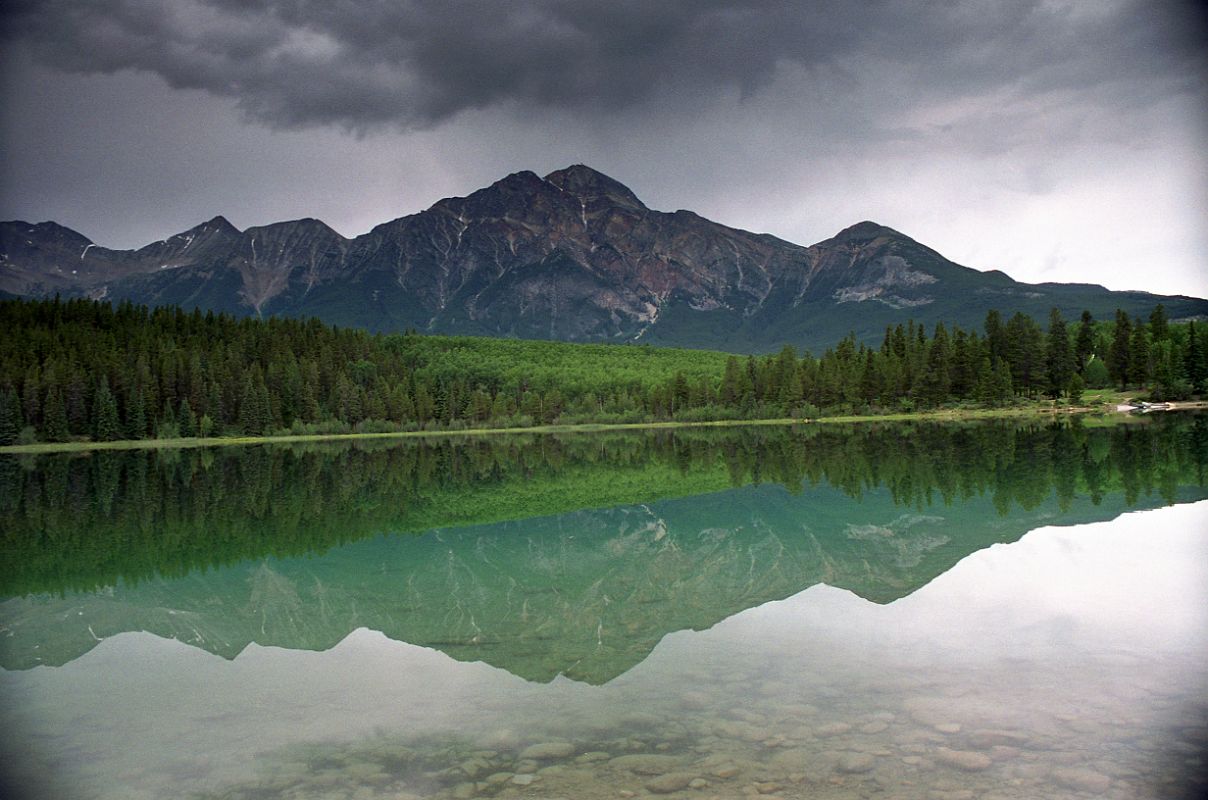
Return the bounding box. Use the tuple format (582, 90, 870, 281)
(1, 297, 1205, 445)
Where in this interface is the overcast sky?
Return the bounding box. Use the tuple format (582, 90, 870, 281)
(1, 0, 1205, 296)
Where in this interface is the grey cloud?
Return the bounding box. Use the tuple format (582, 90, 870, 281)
(4, 0, 1204, 132)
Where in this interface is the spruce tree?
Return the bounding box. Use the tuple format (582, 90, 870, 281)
(92, 378, 121, 442)
(179, 397, 197, 437)
(1128, 318, 1150, 388)
(1108, 310, 1132, 389)
(44, 388, 70, 442)
(919, 323, 952, 405)
(859, 350, 881, 404)
(1148, 304, 1169, 343)
(1067, 373, 1085, 405)
(125, 387, 147, 439)
(1045, 308, 1074, 399)
(65, 377, 89, 436)
(0, 388, 22, 445)
(949, 329, 976, 399)
(1074, 310, 1095, 372)
(239, 370, 271, 435)
(1083, 357, 1110, 389)
(1150, 340, 1184, 400)
(21, 368, 41, 431)
(1005, 313, 1044, 396)
(984, 310, 1007, 365)
(720, 356, 742, 406)
(1185, 321, 1206, 394)
(157, 399, 179, 439)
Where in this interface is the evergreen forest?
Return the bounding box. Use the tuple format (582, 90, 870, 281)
(1, 297, 1206, 445)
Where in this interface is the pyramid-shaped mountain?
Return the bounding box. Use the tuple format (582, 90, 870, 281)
(3, 165, 1204, 351)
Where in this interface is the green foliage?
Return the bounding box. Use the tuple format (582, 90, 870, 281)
(92, 378, 121, 442)
(1083, 357, 1110, 389)
(1046, 308, 1074, 399)
(43, 388, 70, 442)
(0, 388, 22, 446)
(1067, 373, 1085, 404)
(1109, 309, 1132, 389)
(2, 297, 1206, 446)
(1074, 310, 1096, 372)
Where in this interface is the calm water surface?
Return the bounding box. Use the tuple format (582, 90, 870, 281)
(1, 418, 1206, 799)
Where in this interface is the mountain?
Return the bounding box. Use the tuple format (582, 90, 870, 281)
(3, 165, 1204, 351)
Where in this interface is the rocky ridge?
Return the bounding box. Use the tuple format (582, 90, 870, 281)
(3, 165, 1204, 350)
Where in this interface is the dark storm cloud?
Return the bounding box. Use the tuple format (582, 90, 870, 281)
(4, 0, 1204, 132)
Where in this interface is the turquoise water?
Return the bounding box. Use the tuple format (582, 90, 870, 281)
(1, 418, 1206, 798)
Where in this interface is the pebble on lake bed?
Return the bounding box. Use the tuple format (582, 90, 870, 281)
(935, 748, 993, 771)
(816, 722, 853, 737)
(1052, 766, 1112, 793)
(837, 753, 877, 773)
(644, 772, 697, 793)
(610, 754, 683, 775)
(517, 742, 576, 760)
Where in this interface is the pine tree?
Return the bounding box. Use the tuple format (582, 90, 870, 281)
(670, 371, 691, 414)
(1150, 340, 1185, 400)
(1083, 357, 1110, 389)
(949, 329, 976, 399)
(1074, 310, 1096, 372)
(21, 367, 41, 431)
(859, 350, 881, 404)
(0, 388, 23, 445)
(157, 399, 179, 439)
(1108, 310, 1132, 389)
(984, 310, 1007, 366)
(1128, 318, 1150, 388)
(1067, 373, 1085, 405)
(1148, 304, 1169, 343)
(44, 387, 70, 442)
(918, 323, 951, 406)
(1185, 321, 1206, 394)
(1005, 313, 1044, 396)
(179, 397, 197, 437)
(92, 378, 121, 442)
(125, 386, 148, 439)
(1045, 308, 1074, 399)
(974, 357, 1012, 406)
(773, 345, 800, 405)
(239, 369, 272, 435)
(720, 356, 742, 406)
(65, 376, 89, 435)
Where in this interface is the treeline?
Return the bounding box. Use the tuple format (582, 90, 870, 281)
(1, 297, 1206, 444)
(4, 415, 1205, 596)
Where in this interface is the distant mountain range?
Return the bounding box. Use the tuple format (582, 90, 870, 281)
(3, 165, 1204, 351)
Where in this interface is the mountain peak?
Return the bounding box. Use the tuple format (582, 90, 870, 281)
(200, 215, 240, 234)
(245, 217, 341, 238)
(831, 221, 907, 245)
(543, 164, 646, 211)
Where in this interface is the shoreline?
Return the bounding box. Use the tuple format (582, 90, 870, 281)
(4, 401, 1203, 455)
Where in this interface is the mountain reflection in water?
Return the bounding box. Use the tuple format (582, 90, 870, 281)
(1, 416, 1207, 800)
(2, 415, 1205, 682)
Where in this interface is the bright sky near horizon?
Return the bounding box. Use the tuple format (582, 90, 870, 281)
(1, 0, 1205, 296)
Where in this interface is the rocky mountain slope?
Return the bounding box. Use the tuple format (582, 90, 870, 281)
(3, 165, 1203, 351)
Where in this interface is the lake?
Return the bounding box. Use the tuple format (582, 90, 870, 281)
(1, 416, 1206, 799)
